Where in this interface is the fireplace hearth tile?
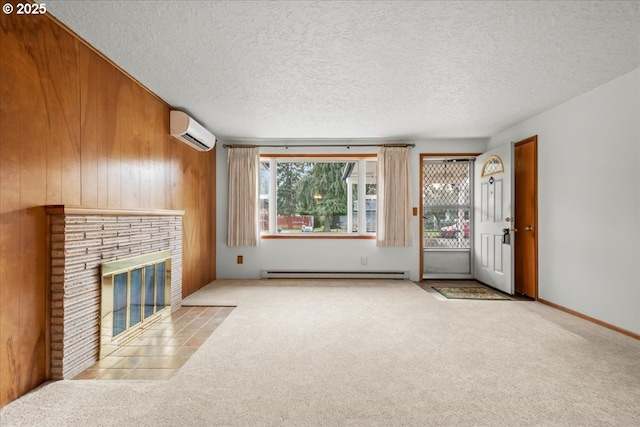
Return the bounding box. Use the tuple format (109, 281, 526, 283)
(72, 306, 234, 381)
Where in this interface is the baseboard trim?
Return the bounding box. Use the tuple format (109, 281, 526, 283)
(538, 298, 639, 340)
(261, 270, 409, 280)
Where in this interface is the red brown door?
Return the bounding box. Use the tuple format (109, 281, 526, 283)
(514, 136, 538, 298)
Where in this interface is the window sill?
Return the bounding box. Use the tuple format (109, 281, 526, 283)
(261, 234, 376, 240)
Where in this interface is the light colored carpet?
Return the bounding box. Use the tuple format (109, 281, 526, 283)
(2, 279, 639, 426)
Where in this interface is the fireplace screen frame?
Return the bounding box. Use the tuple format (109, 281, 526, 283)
(100, 250, 172, 359)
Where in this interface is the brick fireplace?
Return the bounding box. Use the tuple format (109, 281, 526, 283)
(45, 206, 184, 380)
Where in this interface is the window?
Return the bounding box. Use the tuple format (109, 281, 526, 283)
(481, 155, 504, 177)
(422, 159, 472, 249)
(260, 156, 377, 236)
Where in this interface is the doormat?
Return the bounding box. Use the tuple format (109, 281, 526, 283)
(432, 286, 510, 300)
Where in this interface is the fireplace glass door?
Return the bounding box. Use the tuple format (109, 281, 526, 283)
(101, 250, 171, 358)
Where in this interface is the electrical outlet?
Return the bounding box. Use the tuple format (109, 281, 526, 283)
(361, 256, 368, 265)
(237, 255, 243, 264)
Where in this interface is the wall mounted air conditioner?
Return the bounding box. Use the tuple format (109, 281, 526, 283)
(169, 110, 216, 151)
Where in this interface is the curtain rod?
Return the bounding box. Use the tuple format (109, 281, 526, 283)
(222, 143, 415, 149)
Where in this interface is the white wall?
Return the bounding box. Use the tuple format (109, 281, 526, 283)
(488, 68, 640, 334)
(216, 138, 487, 281)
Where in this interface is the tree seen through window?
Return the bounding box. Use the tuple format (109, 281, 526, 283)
(260, 158, 376, 235)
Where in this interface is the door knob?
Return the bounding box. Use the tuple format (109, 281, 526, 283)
(524, 225, 534, 232)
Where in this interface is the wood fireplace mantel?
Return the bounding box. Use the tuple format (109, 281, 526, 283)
(44, 205, 185, 217)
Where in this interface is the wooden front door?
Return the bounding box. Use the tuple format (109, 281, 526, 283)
(514, 136, 538, 298)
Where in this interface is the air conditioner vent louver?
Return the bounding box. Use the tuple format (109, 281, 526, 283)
(181, 133, 208, 150)
(169, 111, 216, 151)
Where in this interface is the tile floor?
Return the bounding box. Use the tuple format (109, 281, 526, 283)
(73, 305, 234, 381)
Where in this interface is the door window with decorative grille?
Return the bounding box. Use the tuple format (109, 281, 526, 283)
(423, 160, 472, 249)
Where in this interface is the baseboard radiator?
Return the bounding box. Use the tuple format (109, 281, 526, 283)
(260, 270, 410, 280)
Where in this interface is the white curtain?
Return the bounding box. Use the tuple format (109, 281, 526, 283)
(227, 147, 260, 247)
(377, 146, 413, 247)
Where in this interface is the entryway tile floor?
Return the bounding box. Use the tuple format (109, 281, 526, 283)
(72, 306, 234, 381)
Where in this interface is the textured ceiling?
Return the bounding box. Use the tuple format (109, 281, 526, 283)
(46, 1, 640, 141)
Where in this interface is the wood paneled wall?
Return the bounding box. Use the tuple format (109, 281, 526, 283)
(0, 7, 216, 407)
